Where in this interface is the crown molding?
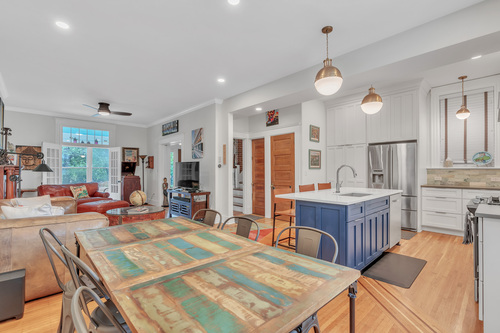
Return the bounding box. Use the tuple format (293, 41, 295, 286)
(147, 98, 223, 127)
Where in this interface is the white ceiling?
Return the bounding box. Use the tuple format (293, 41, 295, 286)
(0, 0, 486, 126)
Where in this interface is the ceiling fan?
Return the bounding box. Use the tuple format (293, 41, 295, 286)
(83, 102, 132, 117)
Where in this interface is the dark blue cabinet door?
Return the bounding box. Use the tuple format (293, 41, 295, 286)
(378, 208, 390, 252)
(365, 212, 378, 264)
(346, 218, 365, 270)
(319, 206, 345, 265)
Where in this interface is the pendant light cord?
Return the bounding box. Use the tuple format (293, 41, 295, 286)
(462, 78, 465, 106)
(326, 32, 329, 59)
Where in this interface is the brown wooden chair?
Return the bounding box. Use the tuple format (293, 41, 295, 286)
(298, 184, 315, 192)
(272, 186, 296, 248)
(317, 182, 332, 190)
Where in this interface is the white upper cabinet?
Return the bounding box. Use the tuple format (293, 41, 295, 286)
(327, 103, 366, 146)
(390, 91, 418, 141)
(366, 90, 417, 143)
(327, 145, 367, 188)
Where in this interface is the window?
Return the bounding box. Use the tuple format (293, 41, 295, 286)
(62, 146, 109, 188)
(439, 87, 495, 165)
(170, 151, 175, 186)
(62, 127, 109, 145)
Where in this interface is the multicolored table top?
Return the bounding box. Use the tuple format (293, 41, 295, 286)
(77, 219, 360, 333)
(76, 217, 210, 252)
(83, 229, 261, 291)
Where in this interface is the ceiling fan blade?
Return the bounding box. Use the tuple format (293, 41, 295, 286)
(83, 104, 98, 110)
(91, 113, 101, 117)
(110, 111, 132, 116)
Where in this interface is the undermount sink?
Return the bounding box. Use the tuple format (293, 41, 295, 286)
(339, 193, 371, 197)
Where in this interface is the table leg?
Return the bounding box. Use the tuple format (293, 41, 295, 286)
(119, 216, 123, 225)
(348, 281, 357, 333)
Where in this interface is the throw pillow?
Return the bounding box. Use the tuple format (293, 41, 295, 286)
(70, 185, 89, 199)
(14, 195, 51, 208)
(2, 204, 54, 219)
(50, 206, 65, 216)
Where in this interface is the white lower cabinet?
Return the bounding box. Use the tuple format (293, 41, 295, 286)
(422, 187, 500, 234)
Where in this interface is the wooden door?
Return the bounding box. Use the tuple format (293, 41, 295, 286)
(271, 133, 295, 220)
(252, 138, 265, 215)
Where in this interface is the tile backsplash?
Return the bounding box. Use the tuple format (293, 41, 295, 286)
(427, 168, 500, 188)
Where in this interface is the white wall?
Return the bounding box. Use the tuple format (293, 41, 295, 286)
(4, 111, 147, 191)
(147, 104, 217, 209)
(248, 105, 301, 133)
(300, 100, 327, 186)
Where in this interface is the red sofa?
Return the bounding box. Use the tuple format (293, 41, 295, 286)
(37, 182, 129, 213)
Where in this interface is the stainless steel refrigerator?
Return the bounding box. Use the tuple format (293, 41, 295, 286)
(368, 142, 417, 230)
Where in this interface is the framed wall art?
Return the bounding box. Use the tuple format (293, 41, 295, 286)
(162, 120, 179, 136)
(266, 110, 279, 127)
(16, 145, 42, 170)
(122, 147, 139, 163)
(310, 125, 320, 142)
(192, 128, 204, 159)
(309, 149, 321, 169)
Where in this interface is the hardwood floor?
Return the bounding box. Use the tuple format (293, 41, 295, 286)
(0, 219, 483, 333)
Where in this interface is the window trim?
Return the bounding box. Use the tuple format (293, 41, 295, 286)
(55, 118, 116, 146)
(430, 75, 500, 167)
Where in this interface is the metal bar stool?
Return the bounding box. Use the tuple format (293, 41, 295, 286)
(272, 185, 296, 248)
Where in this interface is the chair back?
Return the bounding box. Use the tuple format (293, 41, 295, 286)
(298, 184, 315, 192)
(39, 227, 68, 291)
(60, 245, 110, 300)
(275, 226, 338, 263)
(221, 217, 260, 241)
(192, 209, 222, 228)
(71, 286, 126, 333)
(317, 182, 332, 190)
(273, 185, 294, 204)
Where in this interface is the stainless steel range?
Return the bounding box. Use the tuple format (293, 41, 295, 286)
(466, 196, 493, 303)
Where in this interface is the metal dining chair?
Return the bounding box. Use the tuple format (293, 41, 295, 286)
(220, 216, 260, 241)
(192, 208, 223, 228)
(299, 184, 315, 192)
(317, 182, 332, 190)
(61, 245, 128, 333)
(71, 286, 129, 333)
(275, 226, 339, 333)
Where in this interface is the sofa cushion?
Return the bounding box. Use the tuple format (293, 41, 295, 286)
(70, 185, 89, 199)
(14, 195, 52, 208)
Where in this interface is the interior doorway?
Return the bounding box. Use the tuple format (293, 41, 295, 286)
(233, 139, 244, 213)
(158, 134, 183, 207)
(271, 133, 295, 220)
(252, 138, 265, 216)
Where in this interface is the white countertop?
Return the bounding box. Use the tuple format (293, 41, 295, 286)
(276, 187, 403, 205)
(475, 204, 500, 219)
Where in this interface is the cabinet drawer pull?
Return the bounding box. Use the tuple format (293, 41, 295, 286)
(435, 211, 447, 214)
(392, 200, 398, 203)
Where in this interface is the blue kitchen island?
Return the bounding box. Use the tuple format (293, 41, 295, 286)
(277, 187, 402, 270)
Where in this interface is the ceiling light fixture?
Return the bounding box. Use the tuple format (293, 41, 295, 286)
(217, 78, 226, 83)
(471, 55, 482, 60)
(55, 21, 70, 29)
(361, 86, 383, 114)
(314, 26, 343, 96)
(456, 75, 470, 120)
(228, 0, 240, 5)
(255, 107, 262, 111)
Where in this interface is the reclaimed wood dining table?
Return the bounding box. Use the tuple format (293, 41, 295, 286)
(75, 217, 360, 333)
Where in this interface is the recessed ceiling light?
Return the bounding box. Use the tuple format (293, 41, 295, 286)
(471, 55, 482, 60)
(55, 21, 70, 29)
(228, 0, 240, 5)
(217, 78, 225, 83)
(255, 107, 262, 111)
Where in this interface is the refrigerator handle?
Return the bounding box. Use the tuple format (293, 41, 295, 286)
(388, 146, 392, 189)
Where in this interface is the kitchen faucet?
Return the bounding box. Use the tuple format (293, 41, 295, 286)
(336, 164, 357, 193)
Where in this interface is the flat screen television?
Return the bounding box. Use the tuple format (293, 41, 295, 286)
(175, 162, 200, 189)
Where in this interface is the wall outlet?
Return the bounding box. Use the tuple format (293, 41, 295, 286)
(434, 176, 442, 181)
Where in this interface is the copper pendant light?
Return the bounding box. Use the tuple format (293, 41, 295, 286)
(456, 76, 470, 120)
(361, 86, 383, 114)
(314, 26, 343, 96)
